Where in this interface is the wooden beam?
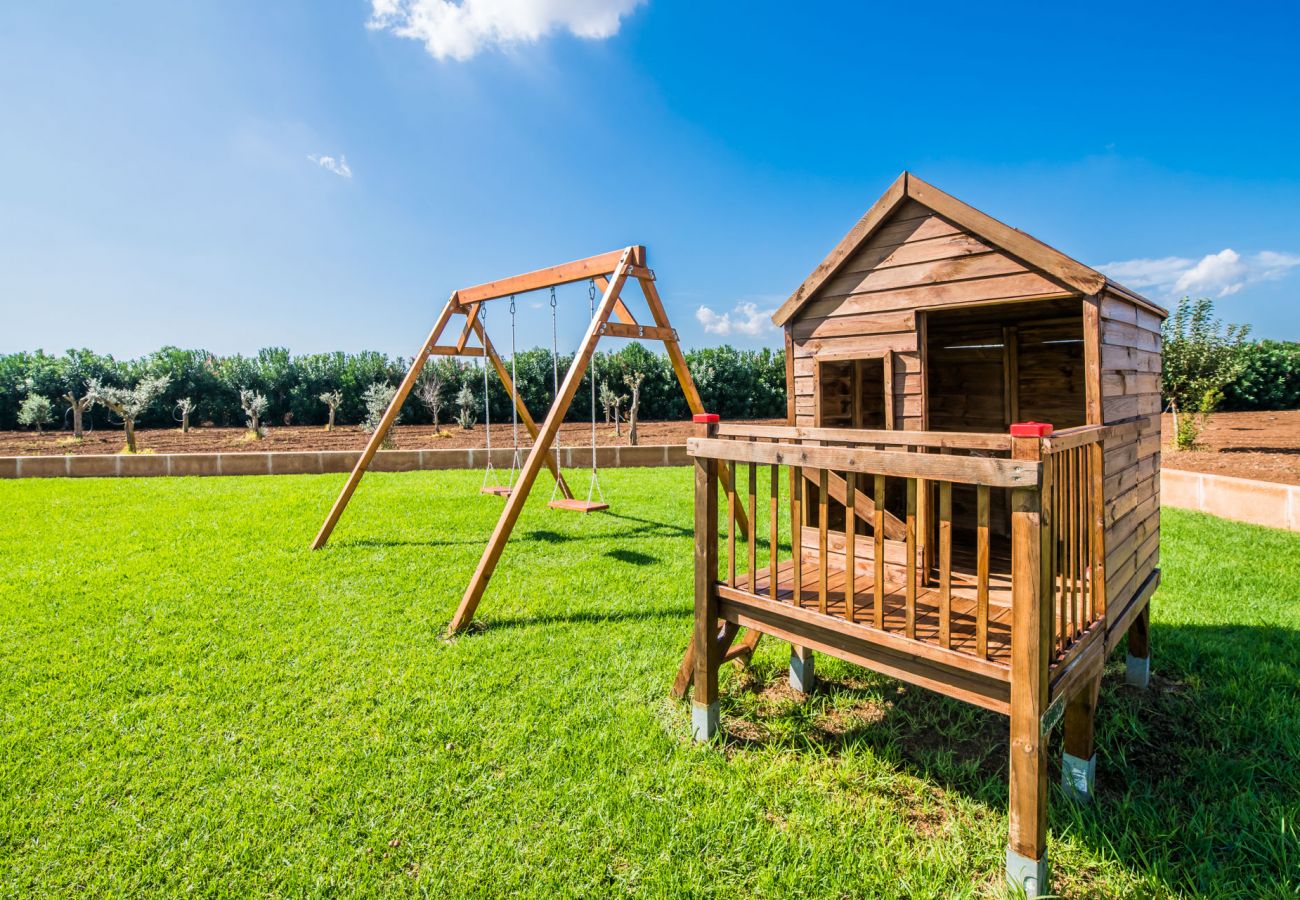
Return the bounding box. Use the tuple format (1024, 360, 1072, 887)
(311, 297, 457, 549)
(688, 437, 1040, 488)
(805, 469, 906, 541)
(716, 591, 1011, 714)
(447, 251, 635, 635)
(714, 423, 1014, 452)
(599, 322, 676, 341)
(455, 304, 480, 353)
(593, 275, 638, 326)
(428, 345, 485, 357)
(456, 248, 639, 304)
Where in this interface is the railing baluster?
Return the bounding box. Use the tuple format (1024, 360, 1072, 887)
(818, 468, 829, 615)
(977, 483, 989, 658)
(748, 462, 758, 591)
(1072, 448, 1081, 640)
(938, 480, 952, 649)
(727, 460, 737, 587)
(791, 465, 803, 607)
(845, 471, 856, 623)
(1089, 441, 1107, 621)
(769, 462, 778, 602)
(873, 474, 885, 629)
(906, 478, 917, 639)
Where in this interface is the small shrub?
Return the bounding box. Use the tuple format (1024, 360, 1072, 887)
(362, 382, 399, 448)
(18, 394, 53, 433)
(454, 384, 477, 430)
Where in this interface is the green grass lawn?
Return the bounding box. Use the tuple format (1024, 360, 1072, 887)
(0, 469, 1296, 898)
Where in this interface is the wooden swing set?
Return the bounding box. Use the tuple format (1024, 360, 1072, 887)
(311, 245, 748, 635)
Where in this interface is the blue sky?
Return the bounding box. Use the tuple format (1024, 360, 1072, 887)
(3, 0, 1299, 359)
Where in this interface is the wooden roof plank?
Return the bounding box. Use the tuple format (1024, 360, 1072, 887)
(773, 174, 1167, 326)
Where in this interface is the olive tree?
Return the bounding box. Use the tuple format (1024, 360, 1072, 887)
(624, 371, 645, 446)
(176, 397, 196, 433)
(415, 367, 446, 433)
(239, 389, 269, 439)
(319, 390, 343, 431)
(88, 375, 170, 453)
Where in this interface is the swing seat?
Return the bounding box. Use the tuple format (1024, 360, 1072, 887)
(480, 485, 513, 497)
(547, 498, 609, 514)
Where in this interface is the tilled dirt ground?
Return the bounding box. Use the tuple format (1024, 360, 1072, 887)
(5, 412, 1298, 486)
(1161, 410, 1300, 486)
(0, 420, 774, 458)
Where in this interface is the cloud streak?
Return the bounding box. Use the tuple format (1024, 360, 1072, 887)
(695, 301, 776, 338)
(1100, 249, 1300, 298)
(308, 153, 353, 178)
(368, 0, 645, 61)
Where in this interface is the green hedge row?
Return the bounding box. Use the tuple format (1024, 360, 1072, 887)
(6, 336, 1297, 433)
(0, 343, 787, 431)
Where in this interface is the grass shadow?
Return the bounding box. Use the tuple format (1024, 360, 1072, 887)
(604, 548, 658, 566)
(473, 607, 689, 632)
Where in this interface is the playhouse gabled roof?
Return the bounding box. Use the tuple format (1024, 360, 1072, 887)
(771, 172, 1166, 326)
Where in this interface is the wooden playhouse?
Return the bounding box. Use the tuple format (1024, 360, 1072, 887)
(681, 173, 1164, 893)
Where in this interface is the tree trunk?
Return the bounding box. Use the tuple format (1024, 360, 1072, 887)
(628, 387, 641, 447)
(68, 396, 84, 439)
(124, 418, 137, 453)
(326, 407, 336, 432)
(181, 411, 190, 433)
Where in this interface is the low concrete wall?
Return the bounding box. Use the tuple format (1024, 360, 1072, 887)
(1161, 468, 1300, 532)
(0, 444, 691, 479)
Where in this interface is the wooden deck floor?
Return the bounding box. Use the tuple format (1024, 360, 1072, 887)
(733, 556, 1014, 665)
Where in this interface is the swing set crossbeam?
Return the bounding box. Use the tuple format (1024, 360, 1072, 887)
(310, 244, 750, 636)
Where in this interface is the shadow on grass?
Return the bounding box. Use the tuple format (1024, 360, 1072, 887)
(604, 548, 658, 566)
(714, 622, 1299, 896)
(475, 606, 689, 632)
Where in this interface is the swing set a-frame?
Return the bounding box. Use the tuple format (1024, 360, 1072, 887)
(311, 245, 750, 636)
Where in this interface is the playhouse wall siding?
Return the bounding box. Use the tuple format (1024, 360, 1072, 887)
(789, 199, 1073, 430)
(1099, 290, 1162, 613)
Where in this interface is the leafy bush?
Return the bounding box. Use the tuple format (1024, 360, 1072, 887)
(1221, 340, 1300, 411)
(17, 394, 53, 433)
(1161, 298, 1250, 449)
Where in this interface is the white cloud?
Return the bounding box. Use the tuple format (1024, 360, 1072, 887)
(696, 301, 776, 338)
(367, 0, 645, 61)
(308, 153, 353, 178)
(1099, 249, 1300, 298)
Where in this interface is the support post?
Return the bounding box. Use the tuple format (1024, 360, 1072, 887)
(1126, 603, 1151, 689)
(1007, 422, 1053, 895)
(692, 414, 721, 741)
(788, 646, 815, 694)
(447, 251, 634, 635)
(311, 299, 457, 550)
(1062, 668, 1102, 804)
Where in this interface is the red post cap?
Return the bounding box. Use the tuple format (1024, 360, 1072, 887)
(692, 413, 720, 424)
(1010, 421, 1053, 437)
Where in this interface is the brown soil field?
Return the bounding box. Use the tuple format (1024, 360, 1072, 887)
(1161, 410, 1300, 486)
(5, 412, 1298, 486)
(0, 420, 775, 458)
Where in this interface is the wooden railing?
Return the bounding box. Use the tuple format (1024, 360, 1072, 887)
(689, 422, 1107, 671)
(1042, 426, 1108, 666)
